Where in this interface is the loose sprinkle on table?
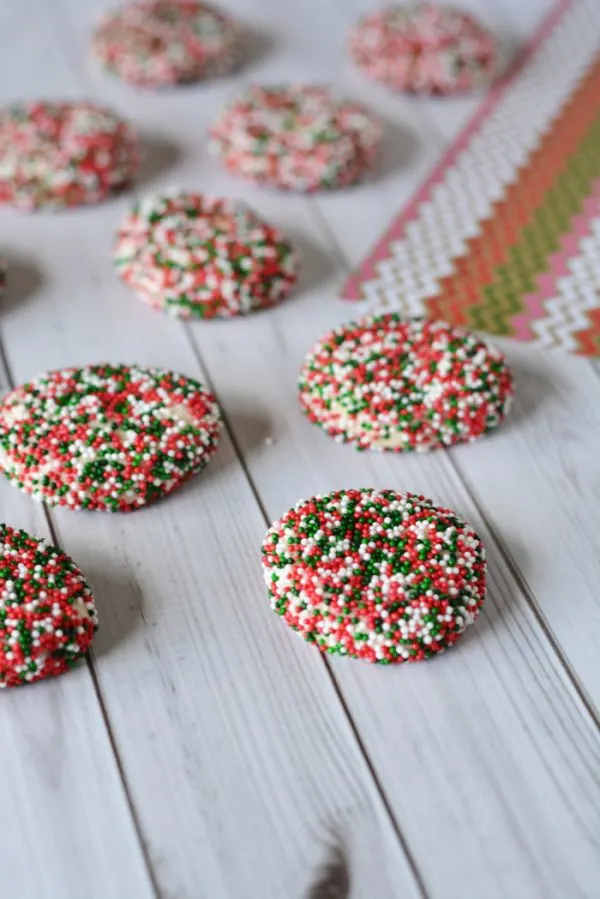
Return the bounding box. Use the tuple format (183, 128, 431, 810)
(348, 4, 497, 95)
(92, 0, 240, 87)
(210, 84, 382, 192)
(0, 364, 222, 511)
(0, 524, 97, 687)
(299, 315, 513, 452)
(0, 101, 139, 210)
(262, 488, 486, 663)
(115, 192, 299, 318)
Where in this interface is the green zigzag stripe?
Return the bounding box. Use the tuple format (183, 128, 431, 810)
(466, 115, 600, 335)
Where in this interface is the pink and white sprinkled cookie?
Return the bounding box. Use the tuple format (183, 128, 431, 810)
(210, 85, 382, 192)
(92, 0, 240, 88)
(114, 192, 299, 318)
(0, 101, 139, 210)
(262, 488, 486, 663)
(299, 315, 513, 452)
(0, 523, 97, 687)
(348, 4, 497, 95)
(0, 364, 221, 511)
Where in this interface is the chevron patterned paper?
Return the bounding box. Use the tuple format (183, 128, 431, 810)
(343, 0, 600, 357)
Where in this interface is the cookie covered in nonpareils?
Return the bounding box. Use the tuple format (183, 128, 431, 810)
(0, 524, 97, 687)
(348, 4, 497, 95)
(209, 85, 382, 192)
(299, 316, 513, 452)
(0, 101, 139, 210)
(92, 0, 240, 88)
(114, 192, 299, 318)
(261, 489, 486, 663)
(0, 364, 221, 511)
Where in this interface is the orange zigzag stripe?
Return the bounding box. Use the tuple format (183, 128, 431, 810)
(425, 55, 600, 326)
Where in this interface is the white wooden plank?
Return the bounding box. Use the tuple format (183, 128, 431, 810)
(0, 355, 155, 899)
(0, 4, 421, 897)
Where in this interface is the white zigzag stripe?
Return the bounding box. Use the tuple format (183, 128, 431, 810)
(530, 219, 600, 353)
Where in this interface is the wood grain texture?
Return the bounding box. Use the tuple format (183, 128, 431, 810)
(1, 0, 599, 897)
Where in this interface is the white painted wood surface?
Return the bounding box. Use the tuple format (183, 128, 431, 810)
(1, 0, 599, 897)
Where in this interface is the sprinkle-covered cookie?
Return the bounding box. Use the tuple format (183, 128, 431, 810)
(210, 85, 382, 192)
(262, 488, 486, 663)
(348, 4, 497, 95)
(299, 316, 513, 452)
(0, 101, 139, 210)
(92, 0, 240, 87)
(0, 524, 97, 687)
(0, 364, 221, 511)
(115, 192, 299, 318)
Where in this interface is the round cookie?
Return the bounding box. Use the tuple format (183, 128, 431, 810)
(92, 0, 240, 87)
(348, 4, 497, 95)
(114, 192, 299, 318)
(0, 523, 97, 687)
(0, 364, 221, 511)
(299, 316, 513, 452)
(0, 101, 139, 210)
(209, 85, 382, 192)
(261, 488, 486, 663)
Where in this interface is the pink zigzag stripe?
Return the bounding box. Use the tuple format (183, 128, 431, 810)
(510, 179, 600, 340)
(342, 0, 574, 301)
